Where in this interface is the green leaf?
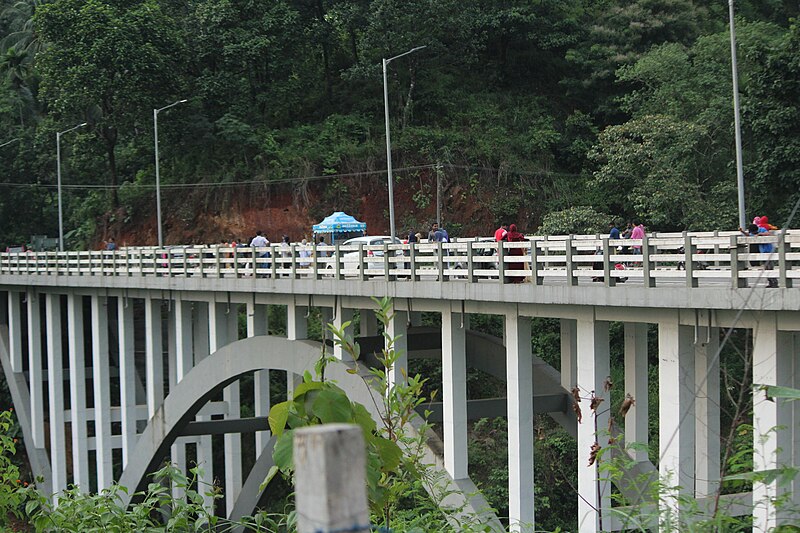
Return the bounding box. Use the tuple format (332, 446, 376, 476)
(293, 380, 324, 400)
(258, 465, 281, 493)
(273, 430, 295, 473)
(761, 384, 800, 401)
(312, 389, 354, 424)
(268, 402, 290, 436)
(372, 437, 403, 471)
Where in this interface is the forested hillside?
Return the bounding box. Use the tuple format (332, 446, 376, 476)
(0, 0, 797, 247)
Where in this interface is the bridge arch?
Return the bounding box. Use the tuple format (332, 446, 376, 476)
(117, 335, 325, 507)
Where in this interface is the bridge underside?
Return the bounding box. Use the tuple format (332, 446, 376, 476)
(1, 287, 798, 532)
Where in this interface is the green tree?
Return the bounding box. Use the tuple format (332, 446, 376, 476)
(35, 0, 186, 207)
(588, 114, 735, 229)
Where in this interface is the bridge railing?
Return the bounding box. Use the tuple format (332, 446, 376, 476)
(1, 231, 798, 288)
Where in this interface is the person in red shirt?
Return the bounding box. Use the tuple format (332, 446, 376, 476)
(494, 223, 509, 242)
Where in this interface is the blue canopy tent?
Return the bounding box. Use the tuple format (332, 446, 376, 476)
(312, 212, 367, 245)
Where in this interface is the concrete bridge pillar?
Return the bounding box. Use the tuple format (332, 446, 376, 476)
(247, 301, 271, 456)
(560, 319, 577, 391)
(752, 314, 793, 531)
(576, 317, 610, 533)
(192, 301, 215, 510)
(794, 333, 800, 511)
(386, 309, 407, 388)
(26, 290, 44, 448)
(360, 309, 378, 337)
(505, 313, 534, 532)
(657, 320, 695, 523)
(210, 301, 242, 516)
(170, 298, 193, 498)
(45, 294, 67, 497)
(623, 323, 649, 462)
(442, 306, 468, 480)
(333, 299, 354, 361)
(694, 326, 720, 498)
(118, 297, 137, 470)
(91, 295, 113, 490)
(8, 290, 22, 372)
(144, 296, 164, 419)
(287, 302, 309, 399)
(67, 293, 89, 491)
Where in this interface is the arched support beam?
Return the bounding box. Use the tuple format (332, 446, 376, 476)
(117, 335, 322, 507)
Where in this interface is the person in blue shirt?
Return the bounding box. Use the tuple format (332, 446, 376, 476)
(609, 222, 620, 241)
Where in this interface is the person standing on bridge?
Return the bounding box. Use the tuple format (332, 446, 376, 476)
(630, 221, 645, 253)
(250, 231, 271, 276)
(427, 222, 439, 242)
(504, 224, 526, 283)
(494, 223, 509, 242)
(756, 218, 778, 288)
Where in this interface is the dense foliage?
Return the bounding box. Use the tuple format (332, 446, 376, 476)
(0, 0, 797, 247)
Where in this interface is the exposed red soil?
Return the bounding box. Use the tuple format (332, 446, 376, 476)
(101, 174, 495, 248)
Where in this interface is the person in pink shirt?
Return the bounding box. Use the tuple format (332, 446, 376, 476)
(630, 221, 645, 253)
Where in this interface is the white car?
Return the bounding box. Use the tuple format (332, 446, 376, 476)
(332, 236, 404, 274)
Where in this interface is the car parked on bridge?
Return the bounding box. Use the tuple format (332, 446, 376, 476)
(327, 235, 404, 275)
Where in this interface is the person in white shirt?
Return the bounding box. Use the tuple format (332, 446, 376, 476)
(250, 230, 268, 248)
(249, 231, 270, 276)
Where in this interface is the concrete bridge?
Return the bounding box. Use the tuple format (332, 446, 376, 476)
(0, 231, 799, 532)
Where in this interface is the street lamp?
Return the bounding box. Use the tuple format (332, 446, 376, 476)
(154, 99, 187, 248)
(728, 0, 746, 229)
(57, 122, 87, 251)
(383, 45, 426, 241)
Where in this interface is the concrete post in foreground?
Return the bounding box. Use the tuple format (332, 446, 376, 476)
(295, 424, 369, 533)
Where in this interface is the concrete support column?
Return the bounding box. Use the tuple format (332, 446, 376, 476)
(91, 295, 113, 489)
(247, 302, 270, 456)
(26, 290, 44, 448)
(171, 298, 193, 500)
(576, 318, 610, 533)
(118, 297, 137, 469)
(288, 303, 309, 399)
(192, 301, 214, 510)
(385, 310, 408, 389)
(657, 320, 695, 522)
(67, 294, 89, 490)
(174, 299, 194, 384)
(360, 309, 378, 337)
(752, 315, 792, 531)
(793, 334, 800, 510)
(791, 332, 800, 509)
(623, 323, 649, 461)
(287, 302, 308, 341)
(210, 302, 242, 516)
(694, 326, 720, 498)
(45, 294, 67, 496)
(144, 296, 164, 419)
(560, 319, 578, 390)
(442, 307, 468, 480)
(506, 314, 534, 532)
(8, 290, 22, 372)
(333, 300, 354, 361)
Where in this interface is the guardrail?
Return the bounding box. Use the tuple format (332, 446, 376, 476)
(0, 231, 798, 288)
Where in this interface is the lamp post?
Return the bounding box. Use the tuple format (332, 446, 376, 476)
(57, 122, 87, 251)
(383, 45, 426, 241)
(728, 0, 746, 229)
(154, 99, 187, 248)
